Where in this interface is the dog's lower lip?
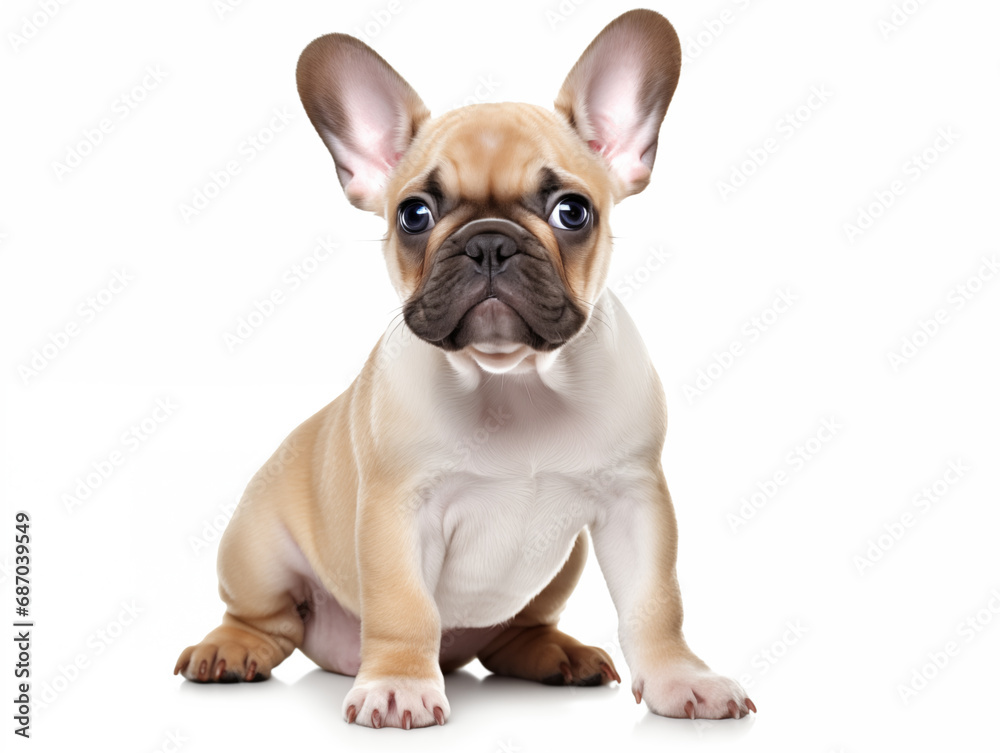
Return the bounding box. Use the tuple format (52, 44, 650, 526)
(468, 344, 532, 370)
(471, 342, 524, 355)
(472, 296, 510, 313)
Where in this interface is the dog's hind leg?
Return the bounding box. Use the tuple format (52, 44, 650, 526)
(476, 530, 620, 686)
(173, 431, 319, 683)
(173, 504, 306, 682)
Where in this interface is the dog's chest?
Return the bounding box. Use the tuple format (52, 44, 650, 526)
(421, 469, 593, 628)
(415, 384, 628, 629)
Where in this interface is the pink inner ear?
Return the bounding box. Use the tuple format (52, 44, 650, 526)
(343, 77, 406, 167)
(298, 33, 429, 211)
(561, 22, 676, 195)
(321, 56, 424, 209)
(583, 55, 652, 155)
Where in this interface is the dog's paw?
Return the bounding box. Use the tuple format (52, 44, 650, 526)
(478, 625, 621, 687)
(173, 626, 279, 683)
(343, 675, 449, 729)
(537, 641, 621, 687)
(634, 662, 755, 720)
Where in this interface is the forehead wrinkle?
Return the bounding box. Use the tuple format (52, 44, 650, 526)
(390, 102, 615, 207)
(396, 104, 613, 232)
(540, 166, 592, 197)
(399, 168, 437, 201)
(441, 119, 549, 203)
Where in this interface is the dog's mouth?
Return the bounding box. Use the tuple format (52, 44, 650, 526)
(404, 282, 584, 354)
(401, 221, 587, 354)
(445, 295, 552, 351)
(457, 297, 526, 343)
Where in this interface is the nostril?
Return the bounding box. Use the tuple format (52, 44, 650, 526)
(464, 239, 484, 264)
(496, 237, 518, 260)
(465, 233, 519, 266)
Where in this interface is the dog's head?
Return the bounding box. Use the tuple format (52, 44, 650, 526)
(297, 10, 680, 371)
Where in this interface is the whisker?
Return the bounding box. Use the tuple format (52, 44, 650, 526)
(384, 311, 408, 343)
(573, 296, 613, 335)
(523, 379, 536, 412)
(570, 294, 616, 348)
(388, 320, 407, 344)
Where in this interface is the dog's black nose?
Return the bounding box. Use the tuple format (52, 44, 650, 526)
(464, 233, 518, 271)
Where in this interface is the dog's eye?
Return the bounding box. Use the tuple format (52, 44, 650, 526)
(548, 196, 590, 231)
(398, 200, 435, 234)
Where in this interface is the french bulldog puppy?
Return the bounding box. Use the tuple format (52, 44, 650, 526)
(175, 9, 755, 728)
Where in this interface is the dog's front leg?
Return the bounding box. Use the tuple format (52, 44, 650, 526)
(591, 469, 755, 719)
(343, 481, 447, 729)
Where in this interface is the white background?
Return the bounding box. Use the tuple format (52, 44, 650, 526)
(2, 0, 999, 750)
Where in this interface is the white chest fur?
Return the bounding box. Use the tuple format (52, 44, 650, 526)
(420, 469, 593, 628)
(383, 290, 665, 629)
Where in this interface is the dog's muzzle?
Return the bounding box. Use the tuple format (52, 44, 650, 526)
(403, 218, 587, 352)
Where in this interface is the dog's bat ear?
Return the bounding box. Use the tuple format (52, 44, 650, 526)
(297, 34, 430, 215)
(556, 9, 681, 201)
